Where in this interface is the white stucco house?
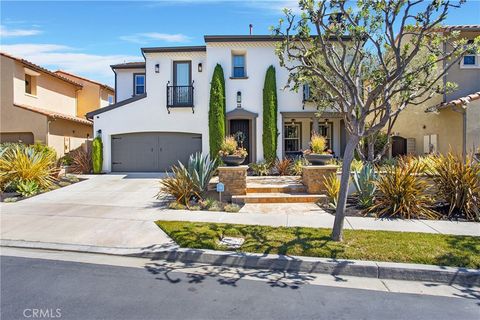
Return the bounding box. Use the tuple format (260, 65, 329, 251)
(87, 35, 348, 172)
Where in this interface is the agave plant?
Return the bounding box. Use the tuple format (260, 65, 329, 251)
(369, 159, 438, 219)
(186, 152, 217, 195)
(291, 156, 308, 176)
(0, 144, 57, 190)
(351, 163, 377, 208)
(323, 173, 340, 209)
(429, 153, 480, 221)
(16, 180, 40, 197)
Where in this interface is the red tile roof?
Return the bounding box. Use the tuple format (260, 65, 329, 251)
(0, 52, 83, 88)
(425, 91, 480, 112)
(14, 103, 93, 125)
(54, 70, 114, 92)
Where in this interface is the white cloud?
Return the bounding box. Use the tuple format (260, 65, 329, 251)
(120, 32, 191, 44)
(0, 43, 140, 86)
(0, 25, 42, 37)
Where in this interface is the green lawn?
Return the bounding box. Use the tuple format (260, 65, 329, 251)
(156, 221, 480, 269)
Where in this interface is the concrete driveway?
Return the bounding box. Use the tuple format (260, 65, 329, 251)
(0, 174, 175, 249)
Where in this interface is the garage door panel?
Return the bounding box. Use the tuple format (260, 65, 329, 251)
(112, 132, 201, 172)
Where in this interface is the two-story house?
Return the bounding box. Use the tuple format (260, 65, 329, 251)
(87, 35, 348, 172)
(391, 25, 480, 157)
(0, 52, 113, 157)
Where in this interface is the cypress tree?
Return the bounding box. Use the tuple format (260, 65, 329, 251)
(208, 64, 226, 158)
(92, 136, 103, 174)
(262, 65, 278, 163)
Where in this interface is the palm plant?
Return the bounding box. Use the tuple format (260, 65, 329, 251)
(351, 163, 377, 208)
(0, 144, 57, 190)
(275, 158, 292, 176)
(429, 153, 480, 221)
(369, 160, 438, 219)
(323, 173, 340, 209)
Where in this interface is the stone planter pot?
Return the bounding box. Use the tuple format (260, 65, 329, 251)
(305, 153, 333, 165)
(221, 155, 246, 166)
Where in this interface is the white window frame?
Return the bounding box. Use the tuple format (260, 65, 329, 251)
(460, 54, 480, 69)
(134, 73, 145, 95)
(284, 123, 302, 153)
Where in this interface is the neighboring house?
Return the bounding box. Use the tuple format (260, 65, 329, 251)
(88, 35, 349, 172)
(391, 25, 480, 157)
(54, 70, 115, 117)
(0, 52, 112, 157)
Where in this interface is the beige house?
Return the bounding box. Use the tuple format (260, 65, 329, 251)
(391, 25, 480, 157)
(0, 52, 113, 157)
(54, 70, 114, 117)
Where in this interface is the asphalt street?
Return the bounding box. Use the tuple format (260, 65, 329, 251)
(1, 255, 479, 320)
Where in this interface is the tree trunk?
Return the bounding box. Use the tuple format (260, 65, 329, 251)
(331, 135, 360, 241)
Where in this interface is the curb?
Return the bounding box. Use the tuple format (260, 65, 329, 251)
(1, 239, 479, 286)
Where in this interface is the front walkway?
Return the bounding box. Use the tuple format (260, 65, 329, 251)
(1, 174, 478, 254)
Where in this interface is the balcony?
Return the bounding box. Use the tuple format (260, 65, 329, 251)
(166, 82, 194, 113)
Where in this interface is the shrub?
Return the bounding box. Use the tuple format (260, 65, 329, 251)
(199, 197, 219, 210)
(0, 144, 56, 190)
(291, 157, 308, 176)
(218, 136, 248, 157)
(92, 137, 103, 174)
(249, 161, 271, 176)
(187, 152, 217, 196)
(429, 153, 480, 221)
(68, 148, 92, 174)
(168, 201, 187, 210)
(16, 180, 40, 197)
(208, 64, 226, 158)
(32, 142, 56, 159)
(350, 159, 364, 172)
(351, 163, 377, 208)
(224, 203, 241, 213)
(323, 173, 340, 209)
(262, 65, 278, 163)
(369, 160, 438, 219)
(275, 158, 292, 176)
(159, 163, 200, 207)
(309, 134, 328, 154)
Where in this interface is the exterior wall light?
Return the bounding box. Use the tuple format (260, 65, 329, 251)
(155, 64, 160, 73)
(198, 63, 203, 72)
(236, 91, 242, 108)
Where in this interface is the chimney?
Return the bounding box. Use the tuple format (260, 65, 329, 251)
(249, 24, 253, 35)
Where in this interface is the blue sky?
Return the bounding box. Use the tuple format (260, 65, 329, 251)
(1, 0, 479, 86)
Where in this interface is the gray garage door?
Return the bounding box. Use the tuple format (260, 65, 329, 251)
(111, 132, 202, 172)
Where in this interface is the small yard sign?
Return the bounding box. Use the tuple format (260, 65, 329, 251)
(216, 182, 225, 192)
(216, 182, 225, 202)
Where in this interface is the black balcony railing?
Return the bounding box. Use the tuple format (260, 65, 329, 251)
(166, 82, 194, 113)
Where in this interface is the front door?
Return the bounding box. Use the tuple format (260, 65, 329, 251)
(230, 119, 250, 164)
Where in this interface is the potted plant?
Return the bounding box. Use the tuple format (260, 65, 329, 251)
(304, 134, 333, 165)
(218, 136, 248, 166)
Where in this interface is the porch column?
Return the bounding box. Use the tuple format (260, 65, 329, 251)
(312, 116, 319, 135)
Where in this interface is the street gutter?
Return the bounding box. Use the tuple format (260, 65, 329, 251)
(1, 239, 478, 286)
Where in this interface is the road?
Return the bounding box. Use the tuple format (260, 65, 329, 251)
(1, 251, 479, 320)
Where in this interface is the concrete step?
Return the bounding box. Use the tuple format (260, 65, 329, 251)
(232, 192, 327, 204)
(246, 184, 306, 193)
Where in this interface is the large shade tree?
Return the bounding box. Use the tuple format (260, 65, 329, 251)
(274, 0, 479, 241)
(208, 64, 226, 158)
